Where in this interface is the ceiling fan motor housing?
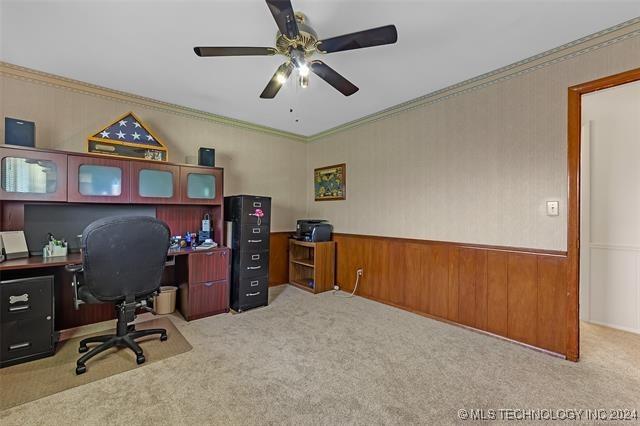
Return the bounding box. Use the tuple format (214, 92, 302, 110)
(275, 12, 319, 57)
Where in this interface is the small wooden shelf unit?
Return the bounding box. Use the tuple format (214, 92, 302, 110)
(288, 239, 336, 294)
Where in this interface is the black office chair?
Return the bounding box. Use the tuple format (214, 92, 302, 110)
(65, 216, 171, 375)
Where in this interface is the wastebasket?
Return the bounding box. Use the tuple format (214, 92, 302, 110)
(154, 286, 178, 314)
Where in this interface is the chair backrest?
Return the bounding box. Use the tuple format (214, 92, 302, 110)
(81, 216, 170, 302)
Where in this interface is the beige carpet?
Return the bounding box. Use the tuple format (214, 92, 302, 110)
(0, 317, 192, 411)
(1, 284, 639, 425)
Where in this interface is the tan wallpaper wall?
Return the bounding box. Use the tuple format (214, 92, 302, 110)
(306, 36, 640, 251)
(0, 75, 307, 232)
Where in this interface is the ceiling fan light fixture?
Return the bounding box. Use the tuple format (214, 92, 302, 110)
(299, 73, 309, 88)
(276, 73, 287, 84)
(194, 0, 398, 98)
(298, 63, 310, 77)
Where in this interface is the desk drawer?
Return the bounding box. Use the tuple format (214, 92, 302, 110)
(179, 280, 229, 319)
(188, 249, 229, 283)
(1, 276, 53, 322)
(1, 317, 54, 365)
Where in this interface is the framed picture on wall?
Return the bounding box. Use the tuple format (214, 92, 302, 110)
(314, 163, 346, 201)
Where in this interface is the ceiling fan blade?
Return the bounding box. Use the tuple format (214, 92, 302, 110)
(194, 47, 277, 57)
(317, 25, 398, 54)
(309, 61, 359, 96)
(260, 62, 294, 99)
(265, 0, 299, 40)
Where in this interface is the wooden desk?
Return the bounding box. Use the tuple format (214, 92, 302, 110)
(0, 253, 83, 271)
(0, 246, 215, 271)
(0, 246, 230, 330)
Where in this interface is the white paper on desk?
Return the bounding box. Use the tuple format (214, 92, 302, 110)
(0, 231, 29, 259)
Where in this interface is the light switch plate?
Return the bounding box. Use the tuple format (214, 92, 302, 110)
(546, 201, 559, 216)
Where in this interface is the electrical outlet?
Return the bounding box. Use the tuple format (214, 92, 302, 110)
(357, 268, 364, 276)
(333, 285, 340, 291)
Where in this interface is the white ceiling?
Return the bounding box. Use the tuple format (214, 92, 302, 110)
(1, 0, 639, 136)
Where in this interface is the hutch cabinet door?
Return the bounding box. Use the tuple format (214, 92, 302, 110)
(0, 146, 67, 202)
(179, 166, 223, 205)
(67, 155, 131, 203)
(130, 161, 180, 204)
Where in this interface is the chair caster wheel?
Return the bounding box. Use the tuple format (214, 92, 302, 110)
(76, 365, 87, 375)
(160, 334, 168, 342)
(136, 355, 145, 365)
(79, 346, 88, 353)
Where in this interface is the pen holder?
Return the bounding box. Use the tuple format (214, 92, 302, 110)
(43, 243, 68, 258)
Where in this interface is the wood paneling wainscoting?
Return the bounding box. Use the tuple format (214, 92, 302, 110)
(332, 233, 568, 357)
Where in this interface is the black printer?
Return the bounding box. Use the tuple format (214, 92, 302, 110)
(294, 220, 333, 242)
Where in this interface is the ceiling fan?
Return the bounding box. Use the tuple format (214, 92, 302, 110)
(193, 0, 398, 98)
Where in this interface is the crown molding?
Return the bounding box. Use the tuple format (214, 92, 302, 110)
(306, 16, 640, 142)
(2, 16, 639, 144)
(0, 61, 308, 143)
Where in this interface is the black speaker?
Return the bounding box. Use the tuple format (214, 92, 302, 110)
(198, 148, 215, 167)
(5, 117, 35, 147)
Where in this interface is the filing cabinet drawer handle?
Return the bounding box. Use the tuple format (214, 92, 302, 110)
(246, 292, 261, 297)
(9, 305, 30, 312)
(253, 202, 262, 207)
(250, 281, 259, 287)
(204, 252, 214, 256)
(204, 282, 215, 287)
(252, 228, 260, 233)
(9, 342, 31, 351)
(251, 254, 260, 260)
(9, 294, 29, 304)
(247, 266, 261, 270)
(248, 239, 262, 243)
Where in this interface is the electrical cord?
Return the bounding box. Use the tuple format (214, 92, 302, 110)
(333, 269, 362, 298)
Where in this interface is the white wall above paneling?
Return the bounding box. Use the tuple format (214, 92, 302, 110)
(581, 80, 640, 334)
(0, 74, 308, 232)
(306, 35, 640, 252)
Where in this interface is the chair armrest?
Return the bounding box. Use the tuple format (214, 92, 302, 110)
(65, 263, 84, 309)
(65, 264, 83, 273)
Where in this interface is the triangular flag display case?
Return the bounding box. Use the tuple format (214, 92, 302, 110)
(87, 112, 168, 162)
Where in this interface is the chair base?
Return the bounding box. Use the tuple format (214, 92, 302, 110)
(76, 326, 167, 375)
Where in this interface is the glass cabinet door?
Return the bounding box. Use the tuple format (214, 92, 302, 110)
(78, 165, 122, 196)
(2, 157, 58, 194)
(67, 155, 131, 203)
(131, 162, 179, 203)
(180, 166, 222, 204)
(0, 147, 68, 201)
(187, 173, 216, 199)
(139, 169, 174, 198)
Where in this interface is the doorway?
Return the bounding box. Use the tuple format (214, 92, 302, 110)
(580, 81, 640, 334)
(566, 68, 640, 361)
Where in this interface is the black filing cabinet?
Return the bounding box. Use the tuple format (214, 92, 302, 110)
(225, 195, 271, 312)
(1, 276, 55, 367)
